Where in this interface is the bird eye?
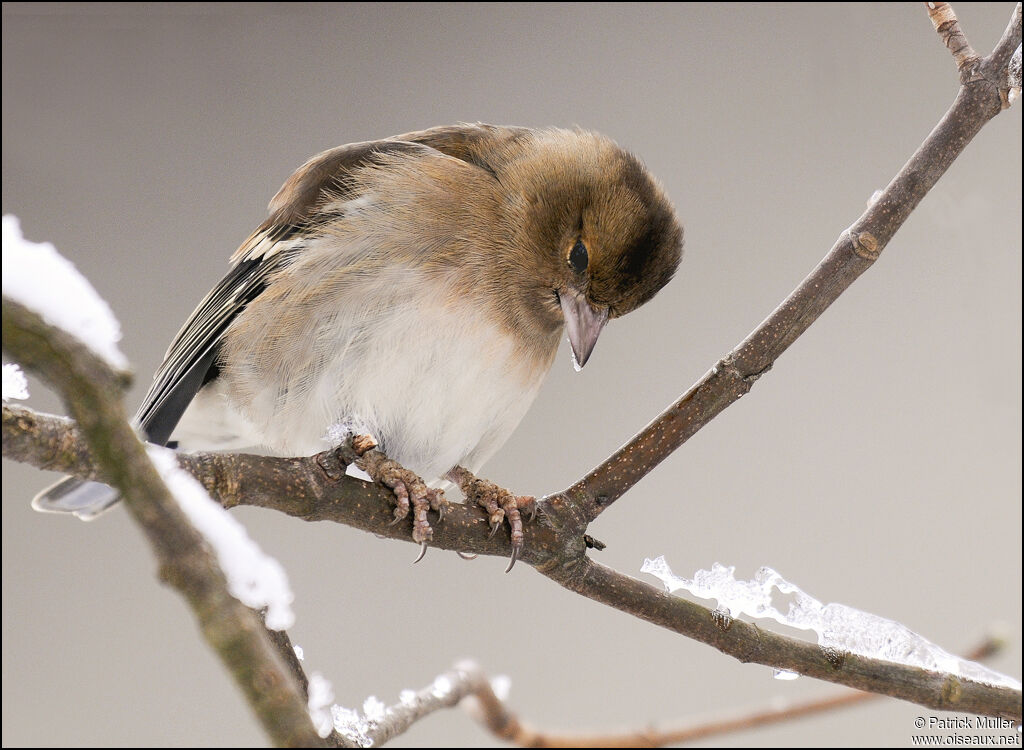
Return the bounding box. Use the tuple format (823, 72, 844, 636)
(568, 240, 589, 274)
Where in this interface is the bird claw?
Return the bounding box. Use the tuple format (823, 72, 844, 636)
(354, 440, 448, 561)
(505, 542, 521, 574)
(487, 518, 502, 539)
(449, 466, 535, 572)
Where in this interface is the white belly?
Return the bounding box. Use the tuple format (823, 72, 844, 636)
(174, 272, 558, 481)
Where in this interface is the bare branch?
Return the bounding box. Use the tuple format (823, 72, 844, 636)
(985, 2, 1023, 107)
(2, 403, 553, 562)
(464, 634, 1004, 747)
(982, 2, 1022, 79)
(2, 405, 91, 477)
(556, 1, 1023, 525)
(927, 2, 981, 79)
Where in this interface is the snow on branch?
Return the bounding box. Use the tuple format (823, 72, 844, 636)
(642, 556, 1020, 691)
(2, 215, 127, 370)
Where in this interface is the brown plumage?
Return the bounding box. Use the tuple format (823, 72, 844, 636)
(34, 123, 684, 564)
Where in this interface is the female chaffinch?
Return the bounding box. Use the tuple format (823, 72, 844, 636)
(35, 123, 684, 566)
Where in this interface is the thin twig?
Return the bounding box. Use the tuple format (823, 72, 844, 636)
(984, 2, 1022, 75)
(927, 2, 981, 78)
(553, 0, 1022, 526)
(985, 2, 1023, 107)
(460, 637, 1007, 747)
(361, 664, 487, 747)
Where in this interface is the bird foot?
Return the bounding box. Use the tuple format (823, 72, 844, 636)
(350, 436, 449, 562)
(448, 465, 536, 572)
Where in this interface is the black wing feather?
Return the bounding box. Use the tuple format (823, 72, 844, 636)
(133, 253, 280, 444)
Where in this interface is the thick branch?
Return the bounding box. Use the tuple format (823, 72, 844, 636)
(2, 405, 91, 476)
(2, 299, 323, 748)
(5, 402, 1019, 722)
(559, 2, 1022, 524)
(2, 402, 563, 565)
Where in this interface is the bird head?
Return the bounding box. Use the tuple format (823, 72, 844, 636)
(490, 128, 684, 368)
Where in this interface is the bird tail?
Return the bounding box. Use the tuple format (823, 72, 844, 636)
(32, 476, 120, 520)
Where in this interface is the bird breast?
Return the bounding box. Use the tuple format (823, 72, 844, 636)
(183, 258, 559, 481)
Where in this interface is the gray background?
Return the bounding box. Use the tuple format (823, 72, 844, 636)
(2, 3, 1020, 747)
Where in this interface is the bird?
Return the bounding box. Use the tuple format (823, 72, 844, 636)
(33, 123, 684, 568)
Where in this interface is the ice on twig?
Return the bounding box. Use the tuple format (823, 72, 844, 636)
(147, 445, 295, 629)
(324, 416, 377, 448)
(332, 705, 372, 747)
(362, 696, 386, 723)
(332, 699, 386, 748)
(329, 694, 393, 747)
(346, 463, 373, 482)
(641, 556, 1020, 689)
(324, 418, 376, 481)
(1007, 44, 1021, 105)
(2, 215, 127, 369)
(307, 673, 335, 738)
(431, 674, 453, 699)
(490, 674, 512, 701)
(2, 363, 29, 401)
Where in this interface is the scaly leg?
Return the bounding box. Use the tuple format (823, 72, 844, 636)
(350, 435, 448, 562)
(447, 465, 536, 572)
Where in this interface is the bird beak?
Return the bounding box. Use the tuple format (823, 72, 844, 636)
(559, 289, 609, 370)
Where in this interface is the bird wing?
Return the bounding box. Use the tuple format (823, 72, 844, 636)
(133, 246, 279, 445)
(136, 136, 476, 446)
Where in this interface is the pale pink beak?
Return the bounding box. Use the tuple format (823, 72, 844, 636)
(559, 289, 609, 369)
